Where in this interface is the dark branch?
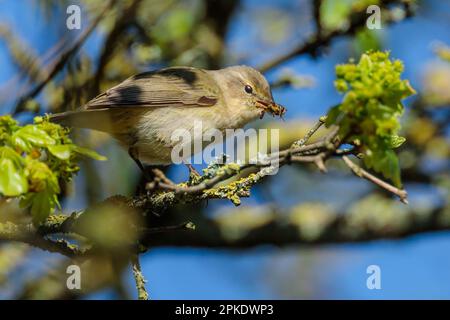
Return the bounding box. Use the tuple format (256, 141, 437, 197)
(13, 0, 116, 114)
(141, 203, 450, 249)
(258, 0, 408, 72)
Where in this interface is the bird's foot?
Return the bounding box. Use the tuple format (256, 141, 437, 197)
(185, 164, 202, 185)
(186, 164, 200, 177)
(151, 168, 175, 186)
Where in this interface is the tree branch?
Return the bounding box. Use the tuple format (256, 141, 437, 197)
(258, 0, 409, 72)
(140, 203, 450, 249)
(131, 254, 149, 300)
(13, 0, 116, 114)
(0, 221, 85, 258)
(342, 155, 408, 203)
(0, 116, 412, 257)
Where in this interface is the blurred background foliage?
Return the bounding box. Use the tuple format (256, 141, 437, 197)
(0, 0, 449, 299)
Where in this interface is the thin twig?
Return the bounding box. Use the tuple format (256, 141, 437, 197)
(149, 122, 337, 194)
(131, 254, 149, 300)
(89, 0, 142, 96)
(342, 155, 408, 203)
(312, 0, 323, 37)
(143, 117, 404, 207)
(148, 170, 236, 194)
(142, 221, 196, 235)
(291, 116, 326, 148)
(13, 0, 116, 114)
(258, 0, 401, 72)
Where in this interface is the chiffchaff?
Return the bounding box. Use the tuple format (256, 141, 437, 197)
(50, 65, 285, 171)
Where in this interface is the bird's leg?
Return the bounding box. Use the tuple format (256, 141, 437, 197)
(128, 147, 153, 181)
(150, 168, 175, 186)
(128, 147, 175, 188)
(284, 149, 293, 165)
(185, 163, 200, 178)
(185, 163, 202, 185)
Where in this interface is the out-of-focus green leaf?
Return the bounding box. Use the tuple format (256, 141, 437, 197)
(27, 190, 54, 225)
(389, 135, 406, 148)
(321, 0, 381, 32)
(73, 146, 107, 161)
(381, 150, 401, 187)
(0, 147, 28, 196)
(320, 0, 352, 31)
(12, 125, 55, 149)
(354, 29, 382, 55)
(435, 43, 450, 63)
(47, 144, 72, 160)
(152, 7, 195, 44)
(0, 115, 106, 225)
(325, 105, 342, 127)
(22, 99, 40, 113)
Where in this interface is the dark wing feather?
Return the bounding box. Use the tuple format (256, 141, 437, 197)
(84, 67, 219, 110)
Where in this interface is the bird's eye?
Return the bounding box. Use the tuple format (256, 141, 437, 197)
(244, 85, 253, 94)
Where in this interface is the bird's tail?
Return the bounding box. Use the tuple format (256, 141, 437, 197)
(49, 110, 116, 133)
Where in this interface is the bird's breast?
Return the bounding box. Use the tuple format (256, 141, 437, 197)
(130, 107, 221, 164)
(123, 104, 259, 165)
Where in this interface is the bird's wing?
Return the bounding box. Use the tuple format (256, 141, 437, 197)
(84, 67, 220, 110)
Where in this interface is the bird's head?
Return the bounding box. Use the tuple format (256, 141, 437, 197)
(214, 65, 286, 120)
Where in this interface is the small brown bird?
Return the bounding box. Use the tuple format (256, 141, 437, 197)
(50, 65, 285, 172)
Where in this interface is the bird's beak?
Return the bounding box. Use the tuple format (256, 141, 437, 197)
(255, 98, 286, 119)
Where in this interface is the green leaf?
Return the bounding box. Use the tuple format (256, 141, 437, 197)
(12, 125, 55, 148)
(22, 99, 40, 113)
(374, 150, 401, 187)
(325, 105, 342, 127)
(47, 144, 72, 160)
(11, 135, 31, 152)
(358, 53, 372, 71)
(389, 135, 406, 148)
(165, 9, 194, 39)
(0, 158, 28, 196)
(0, 146, 23, 166)
(73, 146, 107, 161)
(383, 150, 401, 187)
(0, 147, 27, 196)
(0, 115, 107, 225)
(29, 190, 53, 225)
(354, 29, 381, 55)
(332, 51, 415, 188)
(320, 0, 352, 32)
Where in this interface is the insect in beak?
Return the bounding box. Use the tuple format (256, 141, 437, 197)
(256, 99, 286, 119)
